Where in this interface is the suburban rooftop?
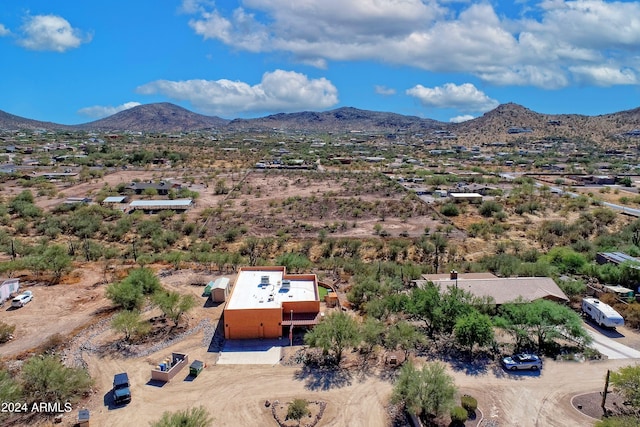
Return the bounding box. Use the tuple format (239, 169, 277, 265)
(226, 267, 318, 310)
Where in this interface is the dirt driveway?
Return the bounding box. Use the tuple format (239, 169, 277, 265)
(50, 327, 636, 427)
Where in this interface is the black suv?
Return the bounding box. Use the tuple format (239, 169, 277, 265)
(112, 372, 131, 405)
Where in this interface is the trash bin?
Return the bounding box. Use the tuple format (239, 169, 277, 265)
(78, 409, 90, 426)
(189, 360, 204, 377)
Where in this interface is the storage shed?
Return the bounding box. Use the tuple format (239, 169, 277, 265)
(211, 277, 230, 302)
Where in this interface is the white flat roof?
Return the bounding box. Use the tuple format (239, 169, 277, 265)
(226, 269, 317, 310)
(103, 196, 127, 203)
(450, 192, 483, 197)
(129, 199, 192, 207)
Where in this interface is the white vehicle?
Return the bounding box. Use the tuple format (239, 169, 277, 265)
(11, 290, 33, 308)
(582, 297, 624, 328)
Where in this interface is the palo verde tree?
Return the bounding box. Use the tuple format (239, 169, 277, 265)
(454, 310, 494, 354)
(21, 355, 93, 404)
(610, 364, 640, 409)
(106, 267, 162, 310)
(304, 311, 360, 365)
(111, 310, 151, 342)
(391, 361, 457, 419)
(152, 290, 197, 327)
(495, 298, 591, 352)
(384, 320, 424, 358)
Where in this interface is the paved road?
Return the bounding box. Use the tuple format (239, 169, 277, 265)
(587, 329, 640, 359)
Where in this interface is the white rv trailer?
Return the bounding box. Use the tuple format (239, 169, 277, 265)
(581, 297, 624, 328)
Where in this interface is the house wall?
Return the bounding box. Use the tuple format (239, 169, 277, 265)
(282, 300, 320, 314)
(224, 308, 283, 339)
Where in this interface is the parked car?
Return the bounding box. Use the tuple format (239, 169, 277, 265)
(112, 372, 131, 405)
(502, 353, 542, 371)
(11, 291, 33, 308)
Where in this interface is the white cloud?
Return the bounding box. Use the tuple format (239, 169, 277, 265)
(450, 115, 475, 123)
(406, 83, 498, 112)
(569, 65, 637, 86)
(78, 102, 141, 119)
(0, 24, 10, 37)
(374, 85, 396, 96)
(136, 70, 339, 116)
(184, 0, 640, 89)
(18, 15, 90, 52)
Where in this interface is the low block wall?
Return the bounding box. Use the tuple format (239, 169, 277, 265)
(150, 353, 189, 382)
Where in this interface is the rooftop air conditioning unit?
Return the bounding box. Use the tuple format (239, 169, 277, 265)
(261, 276, 270, 285)
(282, 280, 291, 288)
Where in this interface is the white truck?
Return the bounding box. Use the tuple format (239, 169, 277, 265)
(581, 297, 624, 328)
(0, 279, 20, 306)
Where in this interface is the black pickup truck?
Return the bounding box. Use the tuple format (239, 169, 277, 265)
(112, 372, 131, 405)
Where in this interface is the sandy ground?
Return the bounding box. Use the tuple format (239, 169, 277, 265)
(56, 334, 637, 427)
(0, 265, 109, 358)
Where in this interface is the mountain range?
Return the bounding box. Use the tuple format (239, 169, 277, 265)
(2, 102, 640, 145)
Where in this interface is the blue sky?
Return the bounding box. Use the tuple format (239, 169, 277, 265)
(2, 0, 640, 125)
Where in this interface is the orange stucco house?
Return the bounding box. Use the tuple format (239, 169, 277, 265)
(223, 266, 321, 340)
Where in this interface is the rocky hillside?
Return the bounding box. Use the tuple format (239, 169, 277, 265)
(2, 102, 640, 146)
(227, 107, 447, 132)
(0, 110, 72, 131)
(453, 103, 640, 146)
(73, 103, 229, 133)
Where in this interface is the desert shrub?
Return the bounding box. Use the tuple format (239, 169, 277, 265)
(450, 406, 468, 424)
(287, 399, 310, 423)
(440, 203, 459, 217)
(0, 369, 22, 402)
(37, 333, 66, 354)
(461, 394, 478, 413)
(0, 321, 15, 343)
(21, 355, 93, 403)
(151, 406, 213, 427)
(478, 201, 502, 217)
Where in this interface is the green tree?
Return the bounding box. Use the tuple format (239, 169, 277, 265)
(106, 280, 144, 310)
(111, 310, 151, 342)
(304, 311, 360, 365)
(406, 284, 442, 337)
(42, 244, 72, 284)
(152, 290, 197, 327)
(360, 317, 385, 355)
(610, 364, 640, 408)
(21, 355, 93, 403)
(286, 399, 310, 426)
(384, 320, 424, 358)
(275, 252, 311, 273)
(0, 369, 22, 403)
(391, 361, 457, 418)
(495, 299, 591, 352)
(151, 406, 214, 427)
(595, 416, 640, 427)
(126, 267, 162, 294)
(454, 311, 494, 353)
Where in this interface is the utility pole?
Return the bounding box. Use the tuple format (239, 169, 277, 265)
(289, 309, 293, 346)
(601, 369, 610, 416)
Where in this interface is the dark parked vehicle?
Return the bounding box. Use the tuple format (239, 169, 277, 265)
(112, 372, 131, 405)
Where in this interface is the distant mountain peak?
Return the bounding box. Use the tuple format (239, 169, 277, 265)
(75, 103, 229, 132)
